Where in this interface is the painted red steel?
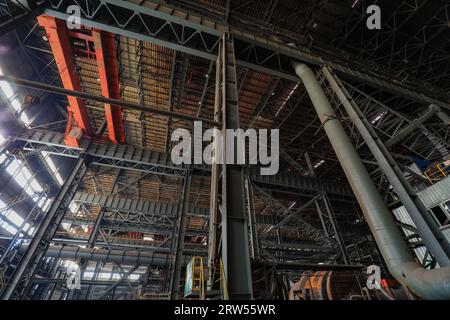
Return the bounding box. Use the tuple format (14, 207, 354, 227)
(37, 15, 92, 144)
(92, 29, 125, 144)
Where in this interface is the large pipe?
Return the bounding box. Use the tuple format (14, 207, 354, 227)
(0, 75, 219, 127)
(18, 245, 178, 266)
(291, 62, 450, 299)
(321, 67, 450, 266)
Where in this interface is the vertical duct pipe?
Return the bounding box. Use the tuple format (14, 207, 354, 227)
(291, 61, 450, 299)
(322, 67, 450, 267)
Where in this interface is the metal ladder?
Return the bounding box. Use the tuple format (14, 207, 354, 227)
(185, 256, 205, 300)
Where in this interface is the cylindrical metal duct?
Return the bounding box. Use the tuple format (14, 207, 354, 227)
(291, 62, 450, 299)
(21, 245, 177, 266)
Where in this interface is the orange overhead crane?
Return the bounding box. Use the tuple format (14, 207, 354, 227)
(91, 29, 125, 144)
(37, 15, 124, 146)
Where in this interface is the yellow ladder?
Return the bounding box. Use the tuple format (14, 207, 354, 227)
(424, 159, 450, 183)
(219, 259, 229, 300)
(185, 256, 205, 299)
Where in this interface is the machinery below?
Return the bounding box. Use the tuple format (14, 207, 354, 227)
(180, 257, 410, 300)
(288, 271, 408, 300)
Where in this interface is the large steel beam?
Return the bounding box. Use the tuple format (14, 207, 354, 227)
(326, 79, 449, 160)
(207, 48, 221, 285)
(245, 177, 260, 259)
(42, 0, 450, 108)
(304, 152, 349, 263)
(86, 170, 121, 247)
(385, 105, 441, 147)
(0, 191, 46, 269)
(250, 169, 353, 197)
(9, 129, 352, 196)
(71, 191, 207, 218)
(322, 67, 450, 267)
(44, 1, 223, 60)
(253, 185, 336, 249)
(0, 0, 45, 37)
(92, 30, 125, 144)
(11, 129, 188, 177)
(292, 61, 450, 299)
(0, 235, 206, 254)
(97, 264, 140, 300)
(1, 155, 88, 300)
(220, 35, 252, 299)
(169, 172, 192, 299)
(36, 15, 92, 136)
(68, 191, 358, 238)
(62, 214, 205, 237)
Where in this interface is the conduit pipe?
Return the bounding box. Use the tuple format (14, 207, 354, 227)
(20, 245, 177, 266)
(291, 61, 450, 299)
(321, 67, 450, 266)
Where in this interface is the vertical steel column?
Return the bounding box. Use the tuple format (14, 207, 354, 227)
(385, 106, 441, 147)
(220, 34, 252, 299)
(0, 2, 44, 37)
(136, 40, 148, 148)
(318, 192, 349, 264)
(1, 155, 89, 300)
(44, 259, 63, 300)
(245, 178, 260, 259)
(207, 47, 221, 288)
(72, 169, 121, 300)
(291, 61, 450, 299)
(169, 172, 191, 299)
(85, 261, 103, 299)
(87, 170, 121, 246)
(322, 67, 450, 267)
(56, 206, 96, 301)
(304, 152, 348, 263)
(0, 191, 46, 268)
(37, 258, 61, 300)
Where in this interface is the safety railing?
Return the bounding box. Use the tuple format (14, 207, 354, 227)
(423, 159, 450, 183)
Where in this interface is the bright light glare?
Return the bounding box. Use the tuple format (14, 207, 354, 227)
(0, 67, 44, 237)
(275, 83, 299, 117)
(313, 159, 325, 169)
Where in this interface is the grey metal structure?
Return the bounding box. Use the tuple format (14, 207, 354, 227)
(1, 155, 88, 299)
(291, 61, 450, 300)
(39, 0, 450, 108)
(217, 35, 253, 299)
(169, 171, 191, 298)
(322, 67, 450, 267)
(0, 0, 449, 301)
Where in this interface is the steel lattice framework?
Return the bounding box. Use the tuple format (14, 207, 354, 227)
(0, 0, 449, 300)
